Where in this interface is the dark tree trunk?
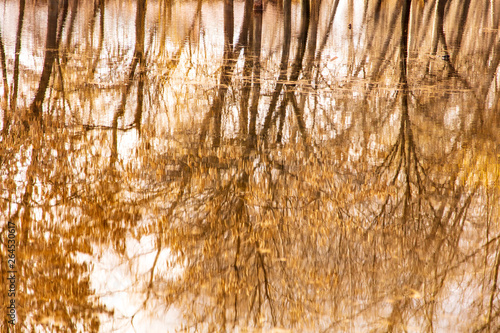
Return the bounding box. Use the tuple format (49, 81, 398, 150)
(61, 0, 78, 66)
(30, 0, 59, 120)
(247, 9, 263, 148)
(238, 0, 253, 139)
(451, 0, 471, 62)
(213, 0, 234, 147)
(261, 0, 291, 142)
(286, 0, 310, 144)
(89, 0, 105, 79)
(0, 29, 9, 113)
(111, 0, 146, 164)
(10, 0, 26, 113)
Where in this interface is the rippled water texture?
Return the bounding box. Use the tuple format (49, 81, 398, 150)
(1, 0, 500, 331)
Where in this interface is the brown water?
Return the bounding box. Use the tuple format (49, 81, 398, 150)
(1, 0, 499, 332)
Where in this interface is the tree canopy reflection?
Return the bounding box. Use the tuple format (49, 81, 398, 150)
(1, 0, 499, 331)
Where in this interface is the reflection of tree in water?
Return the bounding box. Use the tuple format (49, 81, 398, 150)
(1, 0, 500, 331)
(364, 1, 478, 330)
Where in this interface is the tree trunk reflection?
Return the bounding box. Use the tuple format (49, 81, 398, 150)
(30, 0, 59, 121)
